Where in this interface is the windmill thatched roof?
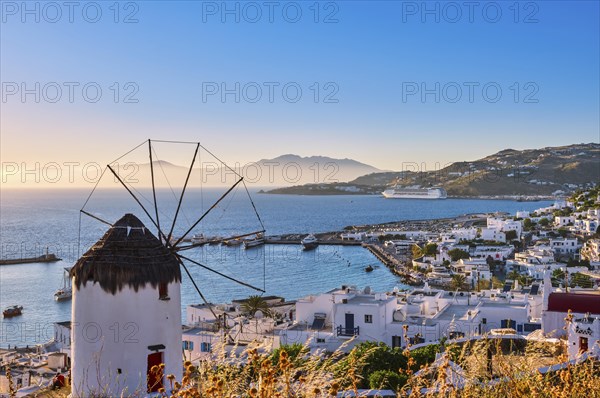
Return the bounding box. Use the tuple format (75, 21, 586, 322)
(71, 214, 181, 295)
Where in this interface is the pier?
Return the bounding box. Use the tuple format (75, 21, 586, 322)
(0, 253, 61, 266)
(363, 243, 421, 285)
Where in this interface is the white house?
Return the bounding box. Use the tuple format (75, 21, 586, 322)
(555, 216, 575, 227)
(71, 214, 182, 398)
(549, 237, 580, 257)
(487, 217, 522, 238)
(450, 228, 478, 241)
(450, 259, 492, 285)
(53, 321, 72, 356)
(480, 228, 506, 243)
(567, 315, 600, 360)
(541, 271, 600, 337)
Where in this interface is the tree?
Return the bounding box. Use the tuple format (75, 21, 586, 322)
(477, 278, 490, 291)
(448, 248, 470, 262)
(410, 344, 442, 369)
(368, 370, 408, 391)
(240, 295, 272, 318)
(451, 274, 467, 291)
(552, 268, 565, 280)
(491, 276, 504, 289)
(423, 243, 438, 256)
(523, 218, 534, 231)
(270, 343, 306, 367)
(505, 230, 518, 241)
(571, 272, 593, 288)
(411, 244, 423, 258)
(557, 227, 569, 238)
(567, 258, 591, 269)
(336, 342, 407, 389)
(507, 270, 521, 281)
(539, 218, 550, 227)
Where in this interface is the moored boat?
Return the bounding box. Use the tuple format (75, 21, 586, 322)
(382, 186, 447, 199)
(54, 267, 73, 301)
(191, 234, 208, 245)
(301, 234, 319, 250)
(223, 238, 243, 247)
(3, 305, 23, 318)
(244, 233, 265, 249)
(365, 265, 374, 272)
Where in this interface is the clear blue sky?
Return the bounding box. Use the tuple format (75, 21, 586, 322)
(1, 1, 599, 172)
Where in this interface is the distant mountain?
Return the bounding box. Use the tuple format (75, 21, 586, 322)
(265, 143, 600, 197)
(112, 154, 381, 188)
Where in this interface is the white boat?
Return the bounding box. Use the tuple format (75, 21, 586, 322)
(382, 186, 447, 199)
(244, 233, 265, 249)
(191, 234, 208, 245)
(223, 238, 243, 247)
(54, 268, 72, 301)
(301, 234, 319, 250)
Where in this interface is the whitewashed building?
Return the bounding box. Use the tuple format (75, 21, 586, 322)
(549, 237, 580, 257)
(567, 314, 600, 360)
(555, 216, 575, 227)
(480, 228, 506, 243)
(272, 284, 544, 353)
(450, 259, 492, 285)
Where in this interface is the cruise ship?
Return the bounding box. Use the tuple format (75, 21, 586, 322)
(382, 186, 447, 199)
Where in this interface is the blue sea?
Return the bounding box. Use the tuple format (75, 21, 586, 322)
(0, 188, 551, 348)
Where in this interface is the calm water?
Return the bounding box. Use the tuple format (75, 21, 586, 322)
(0, 188, 550, 348)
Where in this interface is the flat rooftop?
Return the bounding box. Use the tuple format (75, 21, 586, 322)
(436, 304, 479, 322)
(346, 295, 395, 305)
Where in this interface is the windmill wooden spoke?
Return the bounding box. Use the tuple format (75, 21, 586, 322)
(167, 143, 200, 244)
(106, 164, 169, 244)
(148, 140, 162, 243)
(177, 253, 265, 293)
(172, 177, 245, 248)
(198, 142, 243, 180)
(80, 210, 113, 227)
(176, 255, 218, 320)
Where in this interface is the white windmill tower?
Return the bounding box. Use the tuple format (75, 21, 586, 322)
(71, 213, 183, 397)
(70, 140, 266, 397)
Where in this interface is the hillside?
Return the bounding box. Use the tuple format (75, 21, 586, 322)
(265, 143, 600, 197)
(110, 154, 381, 188)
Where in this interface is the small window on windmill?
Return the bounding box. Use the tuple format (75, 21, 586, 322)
(159, 282, 169, 300)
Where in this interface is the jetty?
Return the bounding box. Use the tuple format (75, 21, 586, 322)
(363, 243, 422, 285)
(0, 253, 61, 266)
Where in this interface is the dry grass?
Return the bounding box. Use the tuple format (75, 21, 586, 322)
(11, 338, 600, 398)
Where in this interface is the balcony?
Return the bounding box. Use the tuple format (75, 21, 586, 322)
(336, 325, 360, 337)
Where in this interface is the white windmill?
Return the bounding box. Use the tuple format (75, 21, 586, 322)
(70, 140, 266, 397)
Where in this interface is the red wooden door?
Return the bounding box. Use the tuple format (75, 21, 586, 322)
(147, 352, 164, 392)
